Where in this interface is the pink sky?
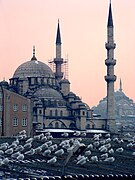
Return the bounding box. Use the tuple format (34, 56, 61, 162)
(0, 0, 134, 107)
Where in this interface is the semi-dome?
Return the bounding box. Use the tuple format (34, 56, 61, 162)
(13, 54, 54, 79)
(34, 87, 63, 99)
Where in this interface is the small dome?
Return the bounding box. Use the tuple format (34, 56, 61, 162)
(115, 90, 125, 97)
(68, 92, 75, 97)
(13, 59, 55, 79)
(0, 80, 9, 88)
(60, 78, 70, 84)
(34, 87, 63, 99)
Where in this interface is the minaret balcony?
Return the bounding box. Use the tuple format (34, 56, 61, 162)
(105, 42, 116, 50)
(54, 58, 63, 63)
(105, 75, 117, 82)
(105, 59, 116, 66)
(55, 72, 63, 78)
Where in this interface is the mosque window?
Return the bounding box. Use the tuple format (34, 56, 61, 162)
(41, 78, 44, 85)
(92, 124, 95, 129)
(22, 104, 27, 112)
(44, 78, 47, 84)
(82, 111, 85, 115)
(86, 124, 90, 129)
(12, 118, 18, 126)
(69, 123, 76, 129)
(13, 104, 18, 111)
(102, 124, 105, 129)
(34, 77, 38, 84)
(60, 110, 63, 117)
(52, 79, 55, 86)
(33, 108, 37, 115)
(50, 100, 54, 106)
(55, 109, 58, 116)
(48, 123, 53, 128)
(48, 100, 51, 106)
(0, 105, 3, 111)
(55, 122, 59, 128)
(69, 111, 71, 116)
(22, 118, 27, 126)
(49, 123, 53, 128)
(0, 118, 2, 126)
(31, 78, 35, 84)
(50, 110, 53, 116)
(37, 78, 41, 84)
(61, 123, 65, 128)
(39, 109, 42, 115)
(19, 84, 23, 94)
(53, 100, 57, 106)
(47, 78, 49, 85)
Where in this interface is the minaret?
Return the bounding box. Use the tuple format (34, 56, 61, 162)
(104, 1, 117, 133)
(54, 20, 64, 82)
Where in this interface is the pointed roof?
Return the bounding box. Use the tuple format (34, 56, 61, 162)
(56, 20, 62, 45)
(107, 1, 113, 27)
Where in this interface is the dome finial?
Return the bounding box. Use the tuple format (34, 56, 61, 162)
(31, 45, 37, 61)
(119, 78, 122, 92)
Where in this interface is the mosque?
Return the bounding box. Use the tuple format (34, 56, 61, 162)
(0, 2, 129, 137)
(92, 79, 135, 132)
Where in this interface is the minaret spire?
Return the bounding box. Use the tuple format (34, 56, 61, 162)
(54, 20, 63, 81)
(104, 1, 117, 133)
(107, 0, 113, 27)
(56, 19, 61, 45)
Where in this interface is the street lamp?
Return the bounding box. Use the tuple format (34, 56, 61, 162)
(0, 82, 4, 136)
(62, 143, 86, 175)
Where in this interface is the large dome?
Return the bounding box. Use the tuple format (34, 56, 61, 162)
(13, 58, 55, 79)
(34, 87, 63, 99)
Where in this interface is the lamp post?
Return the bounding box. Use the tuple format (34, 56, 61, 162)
(0, 82, 4, 136)
(62, 143, 86, 175)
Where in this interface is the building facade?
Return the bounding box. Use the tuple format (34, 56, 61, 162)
(0, 82, 32, 137)
(0, 2, 118, 137)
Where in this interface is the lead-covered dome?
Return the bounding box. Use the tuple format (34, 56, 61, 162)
(13, 54, 54, 79)
(34, 87, 63, 99)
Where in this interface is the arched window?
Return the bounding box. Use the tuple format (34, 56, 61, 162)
(60, 110, 63, 117)
(86, 124, 90, 129)
(69, 123, 76, 129)
(50, 110, 52, 116)
(55, 109, 58, 116)
(49, 123, 53, 128)
(82, 111, 85, 115)
(55, 122, 59, 128)
(102, 124, 105, 129)
(92, 124, 95, 129)
(61, 123, 66, 128)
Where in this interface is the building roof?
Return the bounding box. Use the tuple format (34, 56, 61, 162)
(13, 59, 54, 79)
(56, 20, 61, 45)
(34, 87, 63, 99)
(107, 1, 113, 27)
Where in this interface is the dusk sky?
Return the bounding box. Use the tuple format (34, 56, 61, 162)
(0, 0, 134, 107)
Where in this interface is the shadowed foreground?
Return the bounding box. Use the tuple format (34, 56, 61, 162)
(0, 131, 135, 179)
